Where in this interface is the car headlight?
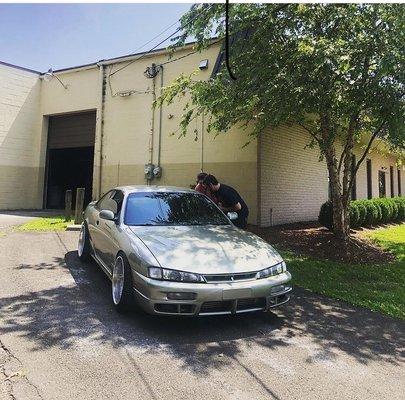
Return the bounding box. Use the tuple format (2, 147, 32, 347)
(148, 267, 205, 283)
(257, 261, 287, 279)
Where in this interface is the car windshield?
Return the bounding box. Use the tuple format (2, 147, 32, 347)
(124, 192, 230, 226)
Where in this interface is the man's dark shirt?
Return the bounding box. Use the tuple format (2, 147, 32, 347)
(217, 184, 249, 219)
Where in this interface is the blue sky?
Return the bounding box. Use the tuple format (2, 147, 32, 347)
(0, 3, 191, 72)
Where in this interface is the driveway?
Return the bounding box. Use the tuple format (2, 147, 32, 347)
(0, 214, 404, 400)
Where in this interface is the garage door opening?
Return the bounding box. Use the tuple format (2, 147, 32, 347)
(45, 111, 96, 209)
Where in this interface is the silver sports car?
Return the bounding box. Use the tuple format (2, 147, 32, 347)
(78, 186, 292, 315)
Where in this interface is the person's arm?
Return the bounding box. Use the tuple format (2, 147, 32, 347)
(220, 202, 241, 212)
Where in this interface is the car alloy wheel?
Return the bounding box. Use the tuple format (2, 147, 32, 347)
(112, 256, 125, 305)
(78, 225, 85, 257)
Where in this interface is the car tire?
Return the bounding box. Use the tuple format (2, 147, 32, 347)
(78, 223, 91, 261)
(112, 252, 135, 313)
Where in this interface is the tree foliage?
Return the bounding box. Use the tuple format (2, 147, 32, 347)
(160, 3, 405, 239)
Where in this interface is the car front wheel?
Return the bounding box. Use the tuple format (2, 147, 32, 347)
(112, 253, 135, 312)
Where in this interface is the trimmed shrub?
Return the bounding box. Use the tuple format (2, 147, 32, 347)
(374, 198, 393, 223)
(355, 201, 367, 226)
(393, 197, 405, 220)
(319, 197, 405, 230)
(349, 203, 360, 228)
(391, 201, 399, 220)
(375, 201, 383, 223)
(318, 201, 333, 230)
(363, 200, 379, 226)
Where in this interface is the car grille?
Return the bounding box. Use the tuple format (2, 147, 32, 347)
(199, 300, 234, 314)
(154, 303, 195, 314)
(203, 272, 257, 283)
(199, 297, 266, 315)
(237, 297, 266, 311)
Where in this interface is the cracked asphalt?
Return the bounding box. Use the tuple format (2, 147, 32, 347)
(0, 211, 404, 400)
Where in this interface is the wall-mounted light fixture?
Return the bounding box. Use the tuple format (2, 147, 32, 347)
(42, 68, 68, 89)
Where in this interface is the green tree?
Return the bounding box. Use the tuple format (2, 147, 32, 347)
(160, 3, 405, 240)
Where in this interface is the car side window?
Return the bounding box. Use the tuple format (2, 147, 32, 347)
(96, 191, 112, 209)
(97, 190, 116, 213)
(111, 190, 124, 216)
(96, 190, 124, 216)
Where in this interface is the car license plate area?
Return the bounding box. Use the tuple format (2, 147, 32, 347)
(222, 288, 252, 300)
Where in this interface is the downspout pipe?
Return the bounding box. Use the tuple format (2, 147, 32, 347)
(97, 62, 105, 198)
(148, 74, 156, 167)
(157, 65, 164, 167)
(201, 112, 205, 172)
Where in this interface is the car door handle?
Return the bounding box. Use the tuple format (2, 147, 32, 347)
(96, 220, 99, 225)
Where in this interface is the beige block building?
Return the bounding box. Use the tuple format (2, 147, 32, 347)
(0, 44, 403, 226)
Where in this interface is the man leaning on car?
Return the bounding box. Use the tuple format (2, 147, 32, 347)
(203, 174, 249, 229)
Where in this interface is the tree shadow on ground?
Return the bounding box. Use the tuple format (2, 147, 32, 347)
(0, 250, 404, 379)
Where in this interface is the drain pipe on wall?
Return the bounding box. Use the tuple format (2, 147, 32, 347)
(144, 63, 163, 182)
(148, 75, 156, 168)
(144, 63, 159, 184)
(96, 62, 106, 198)
(201, 111, 205, 172)
(156, 65, 164, 169)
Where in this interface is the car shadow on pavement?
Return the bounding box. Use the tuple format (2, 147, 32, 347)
(0, 250, 404, 378)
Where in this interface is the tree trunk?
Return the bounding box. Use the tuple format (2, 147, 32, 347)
(332, 194, 350, 240)
(319, 113, 351, 241)
(324, 149, 350, 240)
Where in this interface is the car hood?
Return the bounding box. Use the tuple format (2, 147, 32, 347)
(128, 225, 282, 274)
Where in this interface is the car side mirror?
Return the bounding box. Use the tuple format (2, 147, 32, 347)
(227, 212, 238, 221)
(99, 209, 116, 222)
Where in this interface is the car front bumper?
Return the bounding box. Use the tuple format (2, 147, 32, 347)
(131, 270, 292, 316)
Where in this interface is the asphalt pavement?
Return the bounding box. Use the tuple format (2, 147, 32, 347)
(0, 211, 404, 400)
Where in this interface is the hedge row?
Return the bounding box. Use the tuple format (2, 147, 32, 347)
(319, 197, 405, 230)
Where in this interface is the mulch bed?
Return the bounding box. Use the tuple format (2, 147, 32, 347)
(248, 221, 396, 265)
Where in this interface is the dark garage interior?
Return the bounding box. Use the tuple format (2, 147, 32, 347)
(45, 111, 96, 209)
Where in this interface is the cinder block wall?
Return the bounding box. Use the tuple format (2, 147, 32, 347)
(259, 125, 329, 226)
(40, 68, 99, 115)
(0, 63, 43, 209)
(259, 125, 405, 226)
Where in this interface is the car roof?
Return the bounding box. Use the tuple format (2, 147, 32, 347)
(114, 185, 197, 195)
